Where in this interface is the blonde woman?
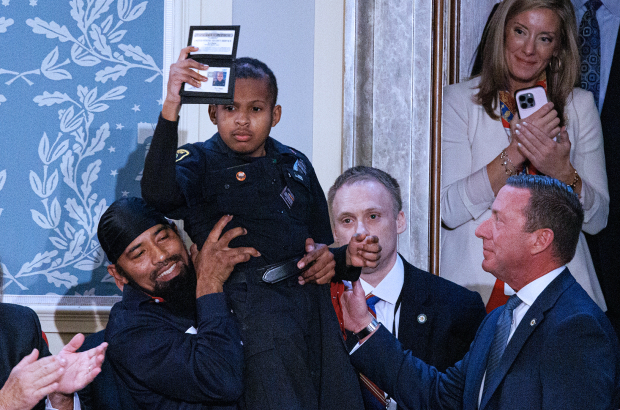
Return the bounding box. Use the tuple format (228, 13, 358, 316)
(441, 0, 608, 310)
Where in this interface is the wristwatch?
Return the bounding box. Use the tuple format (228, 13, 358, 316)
(354, 317, 380, 341)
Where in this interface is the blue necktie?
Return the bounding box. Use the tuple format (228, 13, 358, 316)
(482, 294, 522, 398)
(366, 294, 381, 316)
(359, 294, 388, 409)
(579, 0, 603, 109)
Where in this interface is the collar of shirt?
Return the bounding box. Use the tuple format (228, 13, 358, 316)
(359, 254, 405, 339)
(574, 0, 620, 19)
(359, 254, 405, 305)
(605, 0, 620, 19)
(508, 266, 566, 340)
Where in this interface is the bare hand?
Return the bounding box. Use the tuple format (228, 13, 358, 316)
(515, 122, 573, 181)
(162, 46, 209, 119)
(341, 280, 374, 334)
(346, 234, 381, 268)
(0, 349, 64, 410)
(191, 215, 261, 296)
(55, 333, 107, 394)
(522, 102, 561, 138)
(297, 238, 336, 285)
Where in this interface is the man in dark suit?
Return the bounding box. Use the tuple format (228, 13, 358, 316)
(574, 0, 620, 337)
(328, 166, 487, 409)
(0, 302, 107, 410)
(341, 174, 620, 409)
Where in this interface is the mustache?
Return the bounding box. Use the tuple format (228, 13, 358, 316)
(149, 254, 184, 282)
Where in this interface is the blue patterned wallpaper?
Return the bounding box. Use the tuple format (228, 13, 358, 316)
(0, 0, 163, 297)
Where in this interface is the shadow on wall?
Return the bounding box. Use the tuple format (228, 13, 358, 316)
(53, 137, 152, 344)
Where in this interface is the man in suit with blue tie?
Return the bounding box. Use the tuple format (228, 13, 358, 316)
(574, 0, 620, 337)
(341, 174, 620, 409)
(328, 166, 487, 409)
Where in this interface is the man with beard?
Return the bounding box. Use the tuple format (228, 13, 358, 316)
(98, 197, 259, 409)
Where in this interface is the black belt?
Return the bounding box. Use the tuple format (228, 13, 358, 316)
(227, 254, 307, 285)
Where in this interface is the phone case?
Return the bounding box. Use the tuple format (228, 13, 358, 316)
(515, 86, 548, 119)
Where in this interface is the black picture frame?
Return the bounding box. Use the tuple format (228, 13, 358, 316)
(180, 25, 240, 105)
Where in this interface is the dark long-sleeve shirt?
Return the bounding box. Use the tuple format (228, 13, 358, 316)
(105, 285, 244, 409)
(142, 115, 333, 269)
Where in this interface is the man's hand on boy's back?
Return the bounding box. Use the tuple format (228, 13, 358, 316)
(297, 238, 336, 285)
(162, 46, 209, 121)
(346, 234, 381, 268)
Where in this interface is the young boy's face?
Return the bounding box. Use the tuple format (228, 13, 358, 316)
(209, 77, 281, 157)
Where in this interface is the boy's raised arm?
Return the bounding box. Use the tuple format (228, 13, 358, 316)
(142, 46, 206, 212)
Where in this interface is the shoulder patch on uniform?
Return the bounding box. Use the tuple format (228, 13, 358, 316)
(176, 149, 190, 162)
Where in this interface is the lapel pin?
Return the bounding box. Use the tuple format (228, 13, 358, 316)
(417, 314, 427, 324)
(530, 319, 536, 326)
(236, 171, 246, 181)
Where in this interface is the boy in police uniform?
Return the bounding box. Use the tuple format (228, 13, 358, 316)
(141, 51, 376, 409)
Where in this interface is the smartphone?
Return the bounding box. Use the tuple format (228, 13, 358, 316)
(515, 86, 548, 119)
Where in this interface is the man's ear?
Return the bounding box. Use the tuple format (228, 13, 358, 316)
(271, 105, 282, 127)
(396, 210, 407, 235)
(208, 104, 217, 125)
(530, 228, 554, 256)
(107, 264, 129, 290)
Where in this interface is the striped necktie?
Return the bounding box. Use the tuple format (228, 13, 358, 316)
(482, 294, 522, 400)
(579, 0, 603, 109)
(359, 294, 389, 409)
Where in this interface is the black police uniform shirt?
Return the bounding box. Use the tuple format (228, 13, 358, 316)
(142, 114, 334, 271)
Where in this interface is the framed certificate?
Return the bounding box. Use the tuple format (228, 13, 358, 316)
(180, 26, 240, 105)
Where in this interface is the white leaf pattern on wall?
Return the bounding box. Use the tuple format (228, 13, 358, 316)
(0, 17, 14, 33)
(41, 47, 72, 81)
(29, 4, 162, 84)
(47, 270, 79, 288)
(27, 18, 75, 42)
(90, 24, 113, 58)
(29, 170, 44, 197)
(108, 29, 126, 44)
(118, 0, 147, 22)
(81, 160, 101, 198)
(1, 1, 162, 295)
(71, 37, 102, 67)
(34, 91, 73, 106)
(95, 64, 129, 83)
(69, 0, 87, 32)
(87, 0, 115, 27)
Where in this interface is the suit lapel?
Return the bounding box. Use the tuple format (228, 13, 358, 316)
(462, 309, 501, 410)
(398, 259, 431, 357)
(479, 269, 575, 410)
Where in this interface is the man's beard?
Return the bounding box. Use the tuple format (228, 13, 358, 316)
(119, 256, 197, 312)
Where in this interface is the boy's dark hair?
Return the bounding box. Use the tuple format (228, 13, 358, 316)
(506, 174, 584, 265)
(234, 57, 278, 107)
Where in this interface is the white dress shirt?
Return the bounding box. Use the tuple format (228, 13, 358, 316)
(478, 266, 566, 406)
(573, 0, 620, 112)
(360, 255, 405, 338)
(349, 255, 405, 410)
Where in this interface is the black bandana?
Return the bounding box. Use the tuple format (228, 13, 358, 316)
(97, 197, 169, 264)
